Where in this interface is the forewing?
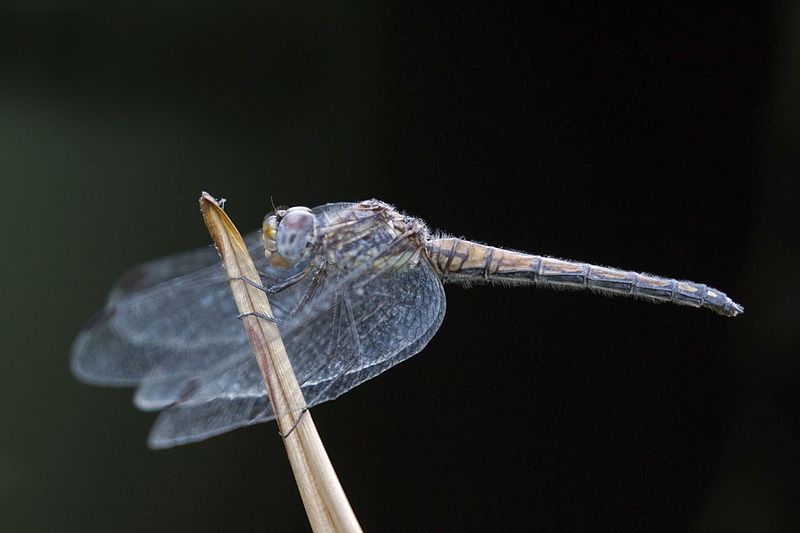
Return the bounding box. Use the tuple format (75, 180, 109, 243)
(144, 248, 446, 448)
(72, 201, 447, 448)
(70, 229, 300, 386)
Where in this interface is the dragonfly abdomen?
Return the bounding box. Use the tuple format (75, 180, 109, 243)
(427, 238, 743, 317)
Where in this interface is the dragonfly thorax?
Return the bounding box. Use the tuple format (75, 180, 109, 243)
(262, 206, 317, 267)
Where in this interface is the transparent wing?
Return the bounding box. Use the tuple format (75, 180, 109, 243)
(71, 202, 447, 448)
(144, 263, 445, 448)
(107, 242, 222, 302)
(71, 205, 327, 386)
(71, 232, 261, 386)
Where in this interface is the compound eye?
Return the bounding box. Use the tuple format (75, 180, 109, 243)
(276, 207, 316, 262)
(262, 214, 280, 255)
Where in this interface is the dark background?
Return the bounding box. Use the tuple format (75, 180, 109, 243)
(2, 3, 798, 532)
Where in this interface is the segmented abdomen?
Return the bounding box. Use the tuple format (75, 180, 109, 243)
(426, 238, 743, 317)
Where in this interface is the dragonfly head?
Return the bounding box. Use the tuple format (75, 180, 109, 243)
(263, 206, 317, 267)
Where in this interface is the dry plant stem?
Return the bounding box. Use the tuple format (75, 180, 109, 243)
(200, 192, 362, 533)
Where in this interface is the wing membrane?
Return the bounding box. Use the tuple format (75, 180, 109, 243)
(71, 202, 446, 448)
(145, 262, 445, 448)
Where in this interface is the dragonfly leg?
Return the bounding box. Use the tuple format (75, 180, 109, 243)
(236, 311, 285, 325)
(230, 275, 267, 291)
(231, 271, 308, 294)
(278, 407, 308, 438)
(298, 289, 366, 406)
(265, 269, 311, 293)
(282, 262, 327, 321)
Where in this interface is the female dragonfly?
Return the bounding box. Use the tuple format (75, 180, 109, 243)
(71, 199, 743, 448)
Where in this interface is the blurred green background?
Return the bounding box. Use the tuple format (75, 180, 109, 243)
(2, 3, 798, 532)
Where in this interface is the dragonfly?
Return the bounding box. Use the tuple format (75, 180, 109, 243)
(71, 199, 743, 448)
